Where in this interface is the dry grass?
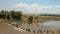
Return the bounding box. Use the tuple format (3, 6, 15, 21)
(22, 15, 60, 23)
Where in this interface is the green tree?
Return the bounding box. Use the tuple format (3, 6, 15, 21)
(0, 10, 6, 19)
(14, 11, 22, 20)
(1, 10, 5, 15)
(10, 10, 22, 21)
(4, 10, 9, 19)
(10, 10, 15, 19)
(28, 16, 33, 23)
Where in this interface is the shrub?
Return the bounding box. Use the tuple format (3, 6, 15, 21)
(28, 16, 33, 23)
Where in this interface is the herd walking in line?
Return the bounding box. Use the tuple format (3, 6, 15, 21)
(15, 23, 55, 34)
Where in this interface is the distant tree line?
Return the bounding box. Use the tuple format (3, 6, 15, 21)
(39, 14, 60, 17)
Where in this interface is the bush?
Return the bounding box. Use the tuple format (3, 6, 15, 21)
(10, 11, 22, 21)
(28, 16, 33, 23)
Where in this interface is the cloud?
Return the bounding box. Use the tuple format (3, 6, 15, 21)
(13, 3, 60, 14)
(14, 4, 28, 7)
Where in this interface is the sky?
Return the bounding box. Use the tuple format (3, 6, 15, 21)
(0, 0, 60, 14)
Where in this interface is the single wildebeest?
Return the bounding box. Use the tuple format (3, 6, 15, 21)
(26, 29, 30, 32)
(33, 30, 35, 33)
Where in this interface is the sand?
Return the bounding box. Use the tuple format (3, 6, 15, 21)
(0, 23, 33, 34)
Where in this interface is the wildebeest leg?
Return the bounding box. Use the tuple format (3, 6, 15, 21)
(47, 30, 49, 33)
(37, 31, 39, 33)
(39, 29, 43, 33)
(33, 30, 35, 34)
